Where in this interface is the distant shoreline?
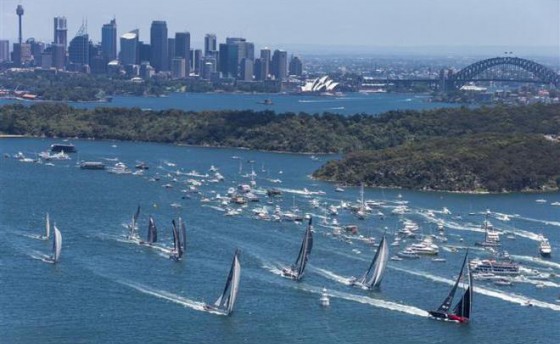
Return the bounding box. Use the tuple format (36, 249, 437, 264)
(0, 134, 26, 138)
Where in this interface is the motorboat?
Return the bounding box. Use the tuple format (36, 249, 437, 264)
(320, 288, 330, 307)
(538, 235, 552, 258)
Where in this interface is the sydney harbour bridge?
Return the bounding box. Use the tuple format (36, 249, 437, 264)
(368, 56, 560, 92)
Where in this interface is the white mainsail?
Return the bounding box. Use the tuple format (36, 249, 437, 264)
(45, 212, 51, 239)
(52, 225, 62, 263)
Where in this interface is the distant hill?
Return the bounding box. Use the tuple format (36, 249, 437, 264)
(2, 101, 560, 192)
(313, 133, 560, 193)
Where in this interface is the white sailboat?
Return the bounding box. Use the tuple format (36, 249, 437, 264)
(44, 224, 62, 264)
(350, 235, 389, 289)
(204, 249, 241, 315)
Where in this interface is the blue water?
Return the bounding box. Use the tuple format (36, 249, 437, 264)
(0, 92, 460, 115)
(1, 138, 559, 343)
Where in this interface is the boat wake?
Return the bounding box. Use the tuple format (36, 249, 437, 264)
(511, 255, 560, 271)
(514, 215, 560, 228)
(311, 267, 353, 285)
(28, 249, 52, 263)
(297, 284, 429, 318)
(391, 266, 560, 312)
(113, 278, 227, 315)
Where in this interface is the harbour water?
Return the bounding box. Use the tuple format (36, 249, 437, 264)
(1, 138, 559, 343)
(0, 92, 460, 116)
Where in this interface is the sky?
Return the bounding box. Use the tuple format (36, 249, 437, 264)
(0, 0, 558, 56)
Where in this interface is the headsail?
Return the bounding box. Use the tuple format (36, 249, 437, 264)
(52, 224, 62, 263)
(213, 249, 241, 315)
(147, 216, 158, 244)
(360, 235, 389, 288)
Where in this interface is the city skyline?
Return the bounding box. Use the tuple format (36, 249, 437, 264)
(0, 0, 558, 56)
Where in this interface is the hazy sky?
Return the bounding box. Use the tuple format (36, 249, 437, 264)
(0, 0, 558, 55)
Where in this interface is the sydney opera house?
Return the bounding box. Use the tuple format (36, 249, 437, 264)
(300, 76, 339, 94)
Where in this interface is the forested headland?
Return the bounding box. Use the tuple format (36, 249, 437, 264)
(2, 102, 560, 192)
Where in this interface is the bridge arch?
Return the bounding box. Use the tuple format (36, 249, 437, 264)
(450, 57, 560, 89)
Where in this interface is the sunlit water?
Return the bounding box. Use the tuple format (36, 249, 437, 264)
(1, 138, 559, 343)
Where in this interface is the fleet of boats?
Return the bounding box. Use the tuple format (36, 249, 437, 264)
(11, 143, 560, 322)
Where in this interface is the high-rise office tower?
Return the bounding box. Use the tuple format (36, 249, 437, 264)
(271, 49, 288, 81)
(254, 58, 265, 81)
(167, 38, 175, 71)
(218, 37, 254, 79)
(101, 19, 117, 61)
(150, 20, 168, 72)
(175, 32, 190, 75)
(0, 40, 9, 62)
(239, 58, 253, 81)
(139, 41, 151, 63)
(204, 34, 216, 56)
(289, 55, 303, 76)
(68, 31, 90, 66)
(51, 44, 66, 69)
(120, 30, 139, 65)
(193, 49, 202, 75)
(53, 17, 68, 48)
(171, 58, 186, 79)
(260, 48, 271, 80)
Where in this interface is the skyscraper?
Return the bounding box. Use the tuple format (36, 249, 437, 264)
(120, 30, 139, 66)
(53, 17, 68, 49)
(218, 37, 254, 79)
(260, 48, 271, 80)
(175, 32, 190, 75)
(68, 32, 90, 67)
(150, 21, 168, 72)
(101, 19, 117, 61)
(167, 38, 175, 71)
(193, 49, 202, 75)
(271, 50, 288, 81)
(0, 40, 9, 62)
(204, 34, 216, 56)
(289, 55, 303, 76)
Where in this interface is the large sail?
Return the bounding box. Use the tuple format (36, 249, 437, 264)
(213, 249, 241, 315)
(453, 265, 473, 319)
(52, 225, 62, 263)
(294, 218, 313, 280)
(129, 205, 141, 237)
(45, 212, 51, 239)
(362, 235, 389, 288)
(436, 251, 468, 312)
(171, 219, 183, 259)
(147, 216, 157, 244)
(179, 217, 187, 254)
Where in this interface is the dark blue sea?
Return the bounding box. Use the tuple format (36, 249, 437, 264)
(0, 92, 460, 115)
(1, 138, 559, 343)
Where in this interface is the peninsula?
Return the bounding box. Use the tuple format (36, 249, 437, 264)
(1, 102, 559, 193)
